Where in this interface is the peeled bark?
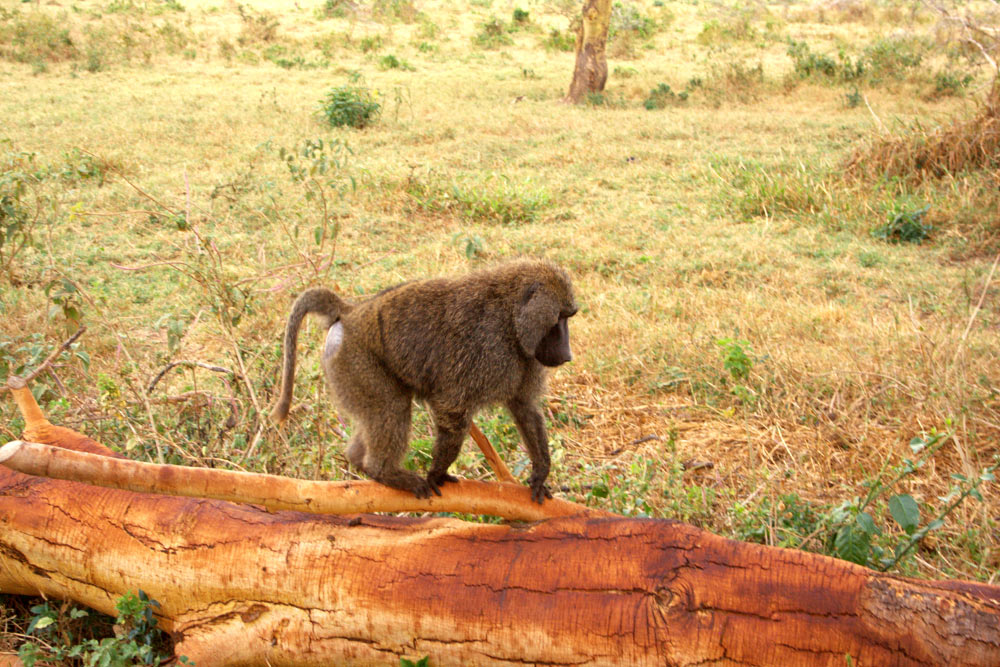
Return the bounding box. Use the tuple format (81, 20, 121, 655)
(2, 385, 1000, 664)
(565, 0, 612, 103)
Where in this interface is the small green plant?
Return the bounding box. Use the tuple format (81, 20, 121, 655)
(717, 337, 753, 381)
(512, 7, 529, 24)
(734, 493, 822, 547)
(453, 232, 484, 259)
(45, 278, 85, 330)
(820, 430, 997, 570)
(320, 0, 354, 18)
(609, 1, 657, 40)
(932, 70, 973, 97)
(17, 590, 179, 666)
(359, 34, 384, 52)
(643, 82, 688, 109)
(0, 144, 43, 280)
(400, 657, 430, 667)
(278, 137, 354, 279)
(544, 28, 576, 52)
(237, 4, 279, 44)
(473, 17, 514, 48)
(787, 40, 863, 82)
(872, 203, 931, 244)
(843, 86, 862, 108)
(697, 16, 757, 45)
(319, 85, 381, 129)
(862, 35, 924, 82)
(378, 53, 413, 70)
(0, 10, 77, 64)
(716, 337, 759, 405)
(0, 332, 89, 404)
(373, 0, 419, 23)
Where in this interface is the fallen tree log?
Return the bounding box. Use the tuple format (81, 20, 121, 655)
(1, 385, 999, 664)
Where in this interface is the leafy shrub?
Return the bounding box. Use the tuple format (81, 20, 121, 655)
(609, 1, 657, 39)
(704, 60, 765, 104)
(512, 8, 530, 24)
(613, 65, 637, 78)
(373, 0, 419, 23)
(735, 493, 822, 547)
(0, 145, 43, 280)
(378, 53, 413, 70)
(544, 27, 575, 52)
(861, 35, 924, 82)
(932, 70, 973, 97)
(643, 82, 688, 109)
(473, 17, 514, 48)
(237, 5, 279, 44)
(319, 0, 355, 19)
(788, 36, 927, 86)
(0, 10, 77, 63)
(872, 203, 932, 243)
(359, 34, 384, 53)
(319, 85, 381, 129)
(697, 16, 757, 45)
(787, 40, 863, 82)
(822, 431, 997, 570)
(17, 590, 179, 666)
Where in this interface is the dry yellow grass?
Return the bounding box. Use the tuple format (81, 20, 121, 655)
(0, 0, 998, 604)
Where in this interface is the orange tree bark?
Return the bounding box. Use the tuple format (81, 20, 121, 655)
(2, 389, 1000, 664)
(565, 0, 612, 103)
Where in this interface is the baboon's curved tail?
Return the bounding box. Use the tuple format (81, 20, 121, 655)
(271, 288, 351, 424)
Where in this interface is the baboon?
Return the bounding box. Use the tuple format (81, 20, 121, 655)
(271, 258, 578, 503)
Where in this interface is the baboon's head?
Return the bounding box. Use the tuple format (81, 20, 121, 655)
(514, 261, 578, 367)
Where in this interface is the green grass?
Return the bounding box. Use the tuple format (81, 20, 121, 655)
(1, 0, 999, 653)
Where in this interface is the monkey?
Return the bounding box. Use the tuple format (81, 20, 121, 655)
(271, 258, 578, 504)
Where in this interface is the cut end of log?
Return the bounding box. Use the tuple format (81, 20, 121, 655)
(0, 441, 24, 465)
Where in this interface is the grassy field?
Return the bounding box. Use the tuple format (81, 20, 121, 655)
(1, 0, 999, 656)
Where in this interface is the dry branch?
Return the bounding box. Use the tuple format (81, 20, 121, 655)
(2, 383, 1000, 665)
(0, 439, 590, 522)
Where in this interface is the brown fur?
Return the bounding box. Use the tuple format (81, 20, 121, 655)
(271, 259, 578, 502)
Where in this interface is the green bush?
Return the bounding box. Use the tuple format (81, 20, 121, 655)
(319, 85, 381, 129)
(932, 70, 973, 97)
(787, 40, 863, 82)
(378, 53, 412, 70)
(473, 17, 514, 48)
(609, 2, 657, 40)
(643, 82, 691, 109)
(319, 0, 354, 19)
(872, 203, 932, 244)
(544, 27, 575, 52)
(862, 36, 924, 82)
(17, 590, 180, 666)
(0, 10, 77, 63)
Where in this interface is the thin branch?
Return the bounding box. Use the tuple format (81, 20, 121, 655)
(1, 327, 88, 392)
(147, 360, 235, 393)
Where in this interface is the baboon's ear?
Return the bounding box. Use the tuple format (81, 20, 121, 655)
(516, 282, 560, 360)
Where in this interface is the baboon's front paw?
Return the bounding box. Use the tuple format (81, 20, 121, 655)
(427, 471, 459, 495)
(529, 479, 553, 504)
(409, 479, 434, 499)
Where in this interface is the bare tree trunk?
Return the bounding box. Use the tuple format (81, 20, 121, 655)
(565, 0, 612, 103)
(2, 385, 1000, 665)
